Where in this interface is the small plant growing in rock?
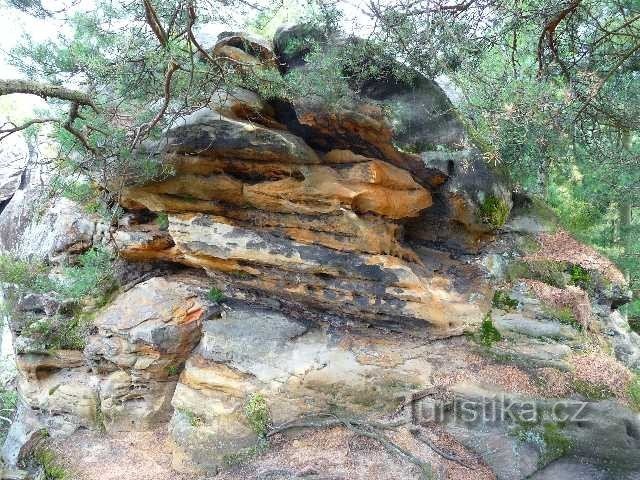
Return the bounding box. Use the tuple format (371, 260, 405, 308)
(178, 408, 204, 428)
(568, 264, 591, 289)
(478, 313, 502, 347)
(94, 403, 106, 434)
(165, 363, 180, 377)
(207, 287, 224, 303)
(492, 290, 519, 311)
(540, 423, 573, 464)
(244, 393, 270, 438)
(0, 387, 17, 443)
(155, 212, 169, 230)
(514, 421, 573, 466)
(477, 195, 509, 229)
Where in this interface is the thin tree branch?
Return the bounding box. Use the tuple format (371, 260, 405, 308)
(0, 117, 58, 141)
(131, 61, 180, 147)
(63, 102, 96, 153)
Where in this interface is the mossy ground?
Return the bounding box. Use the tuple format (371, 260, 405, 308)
(506, 259, 569, 288)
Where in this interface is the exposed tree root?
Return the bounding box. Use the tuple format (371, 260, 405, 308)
(268, 413, 435, 480)
(409, 426, 477, 470)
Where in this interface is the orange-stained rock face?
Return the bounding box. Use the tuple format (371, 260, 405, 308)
(114, 100, 494, 337)
(82, 276, 215, 432)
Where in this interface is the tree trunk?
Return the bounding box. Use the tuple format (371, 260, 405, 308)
(0, 79, 94, 106)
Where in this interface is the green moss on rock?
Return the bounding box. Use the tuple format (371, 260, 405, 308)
(543, 306, 582, 331)
(478, 313, 502, 347)
(244, 393, 270, 438)
(506, 259, 568, 288)
(477, 195, 510, 229)
(492, 290, 519, 311)
(571, 379, 615, 400)
(628, 374, 640, 411)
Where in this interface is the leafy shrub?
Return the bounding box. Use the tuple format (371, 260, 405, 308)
(478, 313, 502, 347)
(244, 393, 270, 438)
(22, 315, 88, 351)
(1, 248, 116, 304)
(59, 247, 116, 303)
(1, 248, 117, 351)
(492, 290, 519, 311)
(0, 255, 52, 292)
(477, 195, 510, 229)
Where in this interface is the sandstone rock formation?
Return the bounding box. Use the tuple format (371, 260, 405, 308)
(0, 27, 638, 480)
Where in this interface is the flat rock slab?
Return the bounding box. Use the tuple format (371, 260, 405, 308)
(494, 313, 579, 340)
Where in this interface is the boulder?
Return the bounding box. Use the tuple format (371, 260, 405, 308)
(121, 213, 488, 336)
(270, 24, 512, 252)
(14, 350, 99, 431)
(84, 275, 213, 431)
(0, 186, 108, 262)
(170, 303, 436, 472)
(145, 108, 320, 165)
(209, 86, 285, 130)
(1, 404, 45, 467)
(214, 31, 277, 67)
(419, 383, 640, 479)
